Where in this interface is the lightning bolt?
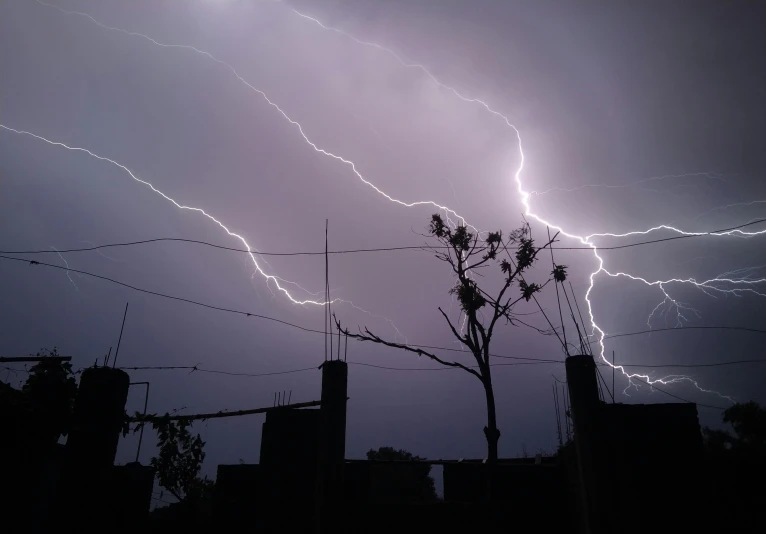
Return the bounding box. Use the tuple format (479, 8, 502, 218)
(290, 7, 766, 400)
(694, 199, 766, 222)
(1, 124, 319, 305)
(50, 245, 79, 291)
(17, 2, 764, 399)
(31, 0, 470, 229)
(1, 123, 407, 341)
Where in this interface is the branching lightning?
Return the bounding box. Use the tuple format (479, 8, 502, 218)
(12, 1, 765, 400)
(50, 245, 79, 291)
(290, 7, 766, 401)
(694, 199, 766, 222)
(0, 124, 320, 305)
(32, 0, 470, 229)
(1, 122, 407, 339)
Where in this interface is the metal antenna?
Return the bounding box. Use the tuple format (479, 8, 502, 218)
(104, 346, 112, 367)
(612, 351, 616, 404)
(596, 365, 605, 401)
(561, 283, 587, 354)
(326, 219, 333, 361)
(552, 383, 563, 447)
(325, 221, 328, 362)
(596, 364, 614, 403)
(563, 383, 572, 442)
(130, 382, 150, 463)
(547, 227, 568, 355)
(112, 302, 129, 368)
(344, 331, 348, 362)
(568, 281, 593, 356)
(288, 390, 292, 404)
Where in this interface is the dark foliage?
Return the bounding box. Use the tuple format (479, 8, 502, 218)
(366, 447, 438, 503)
(22, 347, 77, 440)
(704, 401, 766, 454)
(703, 402, 766, 532)
(145, 416, 211, 503)
(0, 347, 77, 447)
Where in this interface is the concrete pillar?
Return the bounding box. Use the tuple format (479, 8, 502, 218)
(565, 354, 602, 534)
(316, 360, 348, 532)
(319, 360, 347, 464)
(67, 367, 130, 469)
(57, 367, 130, 528)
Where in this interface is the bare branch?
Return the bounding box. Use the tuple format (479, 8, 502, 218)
(438, 307, 475, 353)
(337, 321, 483, 381)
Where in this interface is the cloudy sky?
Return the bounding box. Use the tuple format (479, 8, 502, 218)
(2, 0, 765, 480)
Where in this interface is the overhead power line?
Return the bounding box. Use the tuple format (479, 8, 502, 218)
(591, 325, 766, 342)
(2, 254, 765, 363)
(117, 355, 766, 381)
(2, 217, 763, 257)
(0, 238, 439, 256)
(0, 254, 326, 335)
(119, 364, 317, 378)
(348, 360, 565, 372)
(128, 400, 322, 423)
(618, 358, 766, 369)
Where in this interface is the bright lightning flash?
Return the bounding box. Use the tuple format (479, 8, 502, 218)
(11, 1, 765, 400)
(290, 7, 766, 401)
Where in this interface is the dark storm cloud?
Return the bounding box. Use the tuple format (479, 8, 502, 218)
(1, 0, 764, 478)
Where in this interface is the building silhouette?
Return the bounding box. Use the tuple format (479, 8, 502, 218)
(2, 353, 727, 533)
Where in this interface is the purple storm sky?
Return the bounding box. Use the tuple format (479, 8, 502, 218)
(1, 0, 765, 479)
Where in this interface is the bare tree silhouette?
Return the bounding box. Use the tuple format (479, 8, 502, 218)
(337, 214, 564, 463)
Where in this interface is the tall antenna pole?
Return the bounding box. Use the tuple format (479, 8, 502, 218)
(552, 383, 563, 447)
(325, 220, 328, 362)
(112, 302, 129, 368)
(568, 281, 593, 356)
(326, 219, 333, 360)
(562, 283, 586, 354)
(547, 227, 568, 355)
(563, 383, 572, 442)
(612, 351, 616, 404)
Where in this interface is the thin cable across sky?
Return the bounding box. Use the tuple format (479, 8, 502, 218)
(2, 216, 765, 256)
(2, 253, 764, 365)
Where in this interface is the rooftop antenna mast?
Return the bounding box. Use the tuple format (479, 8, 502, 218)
(112, 302, 129, 368)
(547, 227, 568, 356)
(325, 220, 333, 361)
(552, 383, 563, 448)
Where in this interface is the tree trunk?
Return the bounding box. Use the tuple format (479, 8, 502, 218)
(482, 380, 501, 464)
